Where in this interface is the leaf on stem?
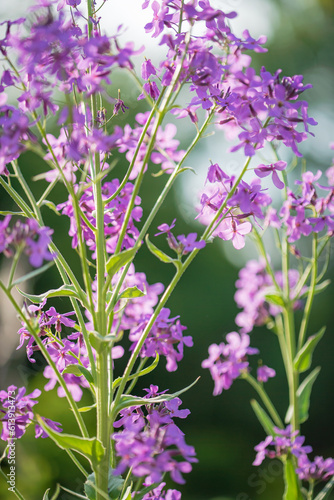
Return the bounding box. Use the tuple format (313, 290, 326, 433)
(314, 475, 334, 500)
(145, 235, 181, 269)
(250, 399, 276, 436)
(62, 364, 94, 385)
(283, 457, 304, 500)
(297, 366, 321, 424)
(106, 247, 137, 277)
(113, 377, 200, 414)
(41, 200, 61, 216)
(117, 286, 146, 300)
(113, 354, 160, 390)
(17, 284, 87, 307)
(12, 261, 55, 287)
(264, 290, 285, 307)
(294, 327, 325, 373)
(36, 416, 105, 468)
(88, 331, 115, 352)
(300, 280, 331, 299)
(84, 469, 124, 500)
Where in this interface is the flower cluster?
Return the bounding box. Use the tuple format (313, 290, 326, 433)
(253, 426, 334, 483)
(155, 218, 205, 256)
(142, 1, 316, 158)
(113, 386, 197, 485)
(0, 385, 62, 441)
(202, 331, 262, 395)
(57, 178, 143, 255)
(197, 163, 271, 249)
(116, 112, 185, 179)
(234, 258, 303, 334)
(17, 301, 91, 402)
(129, 307, 193, 372)
(0, 216, 55, 267)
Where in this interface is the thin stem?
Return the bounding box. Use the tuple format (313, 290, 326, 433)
(298, 233, 318, 350)
(242, 372, 283, 428)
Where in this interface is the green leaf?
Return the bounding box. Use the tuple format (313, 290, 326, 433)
(17, 284, 87, 306)
(43, 485, 60, 500)
(264, 293, 285, 307)
(314, 475, 334, 500)
(300, 279, 331, 299)
(133, 484, 160, 500)
(78, 403, 97, 413)
(43, 489, 50, 500)
(118, 286, 145, 300)
(145, 235, 180, 268)
(88, 331, 115, 352)
(106, 247, 136, 276)
(283, 457, 304, 500)
(11, 261, 55, 286)
(120, 486, 132, 500)
(113, 354, 159, 390)
(297, 366, 321, 424)
(113, 377, 200, 414)
(36, 416, 104, 468)
(84, 469, 124, 500)
(62, 364, 94, 385)
(294, 327, 325, 373)
(41, 200, 61, 216)
(250, 399, 276, 436)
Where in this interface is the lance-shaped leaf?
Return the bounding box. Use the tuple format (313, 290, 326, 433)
(314, 475, 334, 500)
(17, 284, 87, 307)
(84, 469, 124, 500)
(41, 200, 61, 216)
(250, 399, 276, 436)
(300, 280, 331, 299)
(264, 291, 285, 308)
(12, 261, 55, 287)
(62, 364, 94, 385)
(36, 416, 105, 468)
(106, 247, 136, 276)
(117, 286, 145, 300)
(113, 354, 159, 390)
(112, 377, 199, 414)
(294, 327, 325, 373)
(145, 235, 181, 269)
(283, 457, 304, 500)
(297, 366, 321, 424)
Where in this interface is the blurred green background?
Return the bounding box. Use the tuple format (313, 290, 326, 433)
(1, 0, 334, 499)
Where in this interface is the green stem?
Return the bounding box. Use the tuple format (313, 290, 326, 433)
(298, 233, 318, 350)
(282, 236, 299, 432)
(242, 372, 283, 428)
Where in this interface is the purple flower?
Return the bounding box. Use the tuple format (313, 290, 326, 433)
(113, 390, 196, 485)
(155, 219, 177, 236)
(44, 307, 76, 333)
(257, 365, 276, 383)
(254, 161, 287, 189)
(296, 454, 334, 482)
(202, 332, 259, 395)
(253, 426, 313, 466)
(176, 233, 206, 253)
